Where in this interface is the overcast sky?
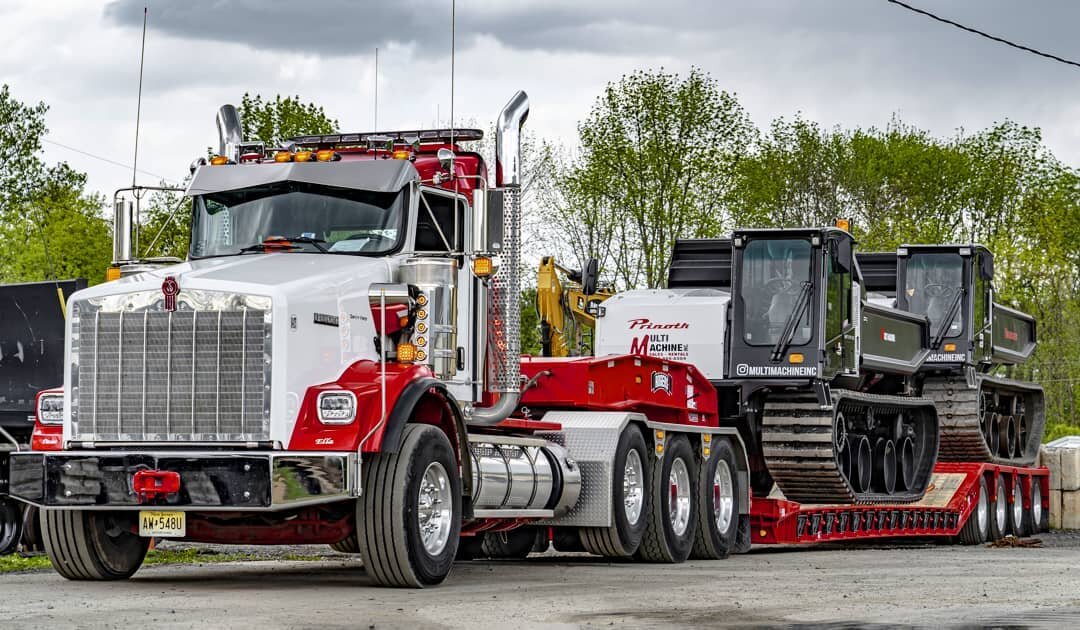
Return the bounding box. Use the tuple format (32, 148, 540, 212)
(2, 0, 1079, 200)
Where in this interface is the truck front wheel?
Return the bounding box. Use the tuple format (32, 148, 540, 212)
(357, 423, 461, 587)
(0, 499, 23, 556)
(40, 509, 148, 580)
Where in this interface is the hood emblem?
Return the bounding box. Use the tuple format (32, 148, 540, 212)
(162, 276, 180, 312)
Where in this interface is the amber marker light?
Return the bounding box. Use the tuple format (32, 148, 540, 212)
(316, 150, 339, 162)
(392, 149, 411, 160)
(105, 266, 122, 282)
(472, 256, 494, 277)
(209, 155, 230, 166)
(274, 151, 293, 163)
(294, 150, 314, 162)
(396, 343, 417, 363)
(789, 353, 805, 364)
(944, 343, 957, 352)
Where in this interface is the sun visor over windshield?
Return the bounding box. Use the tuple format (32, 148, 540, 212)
(186, 160, 419, 197)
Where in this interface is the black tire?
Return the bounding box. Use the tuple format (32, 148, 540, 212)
(637, 434, 698, 563)
(732, 514, 752, 555)
(454, 535, 486, 561)
(1033, 479, 1050, 533)
(988, 475, 1008, 542)
(329, 530, 360, 554)
(580, 424, 650, 558)
(0, 499, 23, 556)
(356, 424, 461, 587)
(1007, 475, 1025, 537)
(21, 505, 43, 553)
(40, 509, 148, 580)
(481, 527, 542, 559)
(551, 528, 585, 552)
(957, 476, 989, 545)
(690, 438, 740, 560)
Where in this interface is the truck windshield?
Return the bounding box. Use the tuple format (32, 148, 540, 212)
(741, 238, 813, 346)
(904, 252, 963, 339)
(190, 181, 406, 258)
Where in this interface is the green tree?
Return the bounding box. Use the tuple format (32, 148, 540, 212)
(0, 84, 48, 220)
(556, 68, 755, 289)
(239, 93, 338, 146)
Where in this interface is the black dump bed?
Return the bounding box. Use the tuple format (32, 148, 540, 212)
(855, 252, 898, 296)
(667, 239, 733, 289)
(0, 279, 85, 443)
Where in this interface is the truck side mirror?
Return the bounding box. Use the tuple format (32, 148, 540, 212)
(582, 258, 599, 296)
(471, 189, 505, 254)
(979, 253, 994, 281)
(831, 238, 852, 274)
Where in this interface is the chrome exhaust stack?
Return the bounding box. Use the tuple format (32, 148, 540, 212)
(216, 104, 244, 162)
(112, 198, 134, 265)
(469, 91, 529, 426)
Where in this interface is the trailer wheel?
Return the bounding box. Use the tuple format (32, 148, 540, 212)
(637, 434, 697, 563)
(481, 527, 542, 559)
(690, 438, 740, 560)
(0, 499, 23, 556)
(329, 531, 360, 554)
(988, 475, 1007, 541)
(957, 476, 989, 545)
(580, 424, 650, 558)
(551, 528, 585, 552)
(1030, 480, 1049, 533)
(454, 535, 485, 561)
(1007, 475, 1025, 537)
(39, 509, 148, 580)
(356, 423, 461, 587)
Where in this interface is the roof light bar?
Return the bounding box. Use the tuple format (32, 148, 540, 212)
(290, 128, 484, 147)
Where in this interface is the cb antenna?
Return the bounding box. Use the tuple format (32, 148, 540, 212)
(374, 47, 379, 130)
(131, 6, 148, 189)
(449, 0, 455, 147)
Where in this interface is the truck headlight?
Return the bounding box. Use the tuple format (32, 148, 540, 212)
(317, 391, 357, 425)
(37, 392, 64, 425)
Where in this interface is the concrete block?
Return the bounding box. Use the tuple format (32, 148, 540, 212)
(1062, 491, 1080, 530)
(1050, 489, 1063, 530)
(1044, 448, 1062, 491)
(1061, 448, 1080, 492)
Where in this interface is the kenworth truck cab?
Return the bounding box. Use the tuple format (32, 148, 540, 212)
(6, 92, 754, 587)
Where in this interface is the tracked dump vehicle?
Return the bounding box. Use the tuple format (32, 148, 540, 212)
(596, 227, 940, 504)
(858, 245, 1044, 465)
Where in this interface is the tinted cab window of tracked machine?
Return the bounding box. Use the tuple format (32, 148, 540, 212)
(730, 231, 821, 379)
(897, 247, 973, 363)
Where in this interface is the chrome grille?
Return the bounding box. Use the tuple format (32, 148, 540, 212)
(72, 302, 271, 442)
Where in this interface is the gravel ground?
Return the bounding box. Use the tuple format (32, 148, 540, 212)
(1, 533, 1079, 629)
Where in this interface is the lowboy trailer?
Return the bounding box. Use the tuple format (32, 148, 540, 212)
(0, 90, 1049, 589)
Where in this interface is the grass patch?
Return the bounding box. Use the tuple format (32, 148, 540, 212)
(0, 547, 328, 574)
(0, 554, 52, 573)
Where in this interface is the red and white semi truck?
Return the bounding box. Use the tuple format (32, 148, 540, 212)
(2, 91, 1048, 587)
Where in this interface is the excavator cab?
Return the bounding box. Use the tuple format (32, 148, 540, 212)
(536, 257, 613, 357)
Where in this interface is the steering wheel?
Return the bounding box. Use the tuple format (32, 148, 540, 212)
(923, 283, 952, 298)
(765, 277, 798, 294)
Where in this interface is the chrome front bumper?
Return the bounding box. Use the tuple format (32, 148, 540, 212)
(7, 450, 354, 511)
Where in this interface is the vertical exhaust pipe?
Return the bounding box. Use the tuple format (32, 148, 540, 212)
(216, 104, 244, 161)
(112, 198, 134, 264)
(470, 91, 529, 426)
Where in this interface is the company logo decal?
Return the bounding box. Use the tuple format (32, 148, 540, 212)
(628, 318, 689, 330)
(927, 353, 966, 362)
(735, 363, 816, 377)
(880, 328, 896, 343)
(650, 371, 673, 394)
(161, 276, 179, 312)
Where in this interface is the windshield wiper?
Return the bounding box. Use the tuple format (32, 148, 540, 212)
(930, 288, 964, 349)
(239, 236, 329, 254)
(770, 281, 813, 362)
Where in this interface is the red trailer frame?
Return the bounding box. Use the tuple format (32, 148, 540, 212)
(750, 462, 1049, 544)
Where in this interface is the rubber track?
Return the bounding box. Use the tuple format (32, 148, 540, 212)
(923, 374, 1045, 465)
(762, 389, 938, 505)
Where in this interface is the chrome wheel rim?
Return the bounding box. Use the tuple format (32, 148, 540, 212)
(1032, 482, 1043, 529)
(995, 481, 1007, 535)
(418, 462, 453, 555)
(976, 481, 989, 536)
(713, 459, 735, 534)
(1012, 478, 1024, 533)
(669, 457, 692, 537)
(623, 449, 644, 526)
